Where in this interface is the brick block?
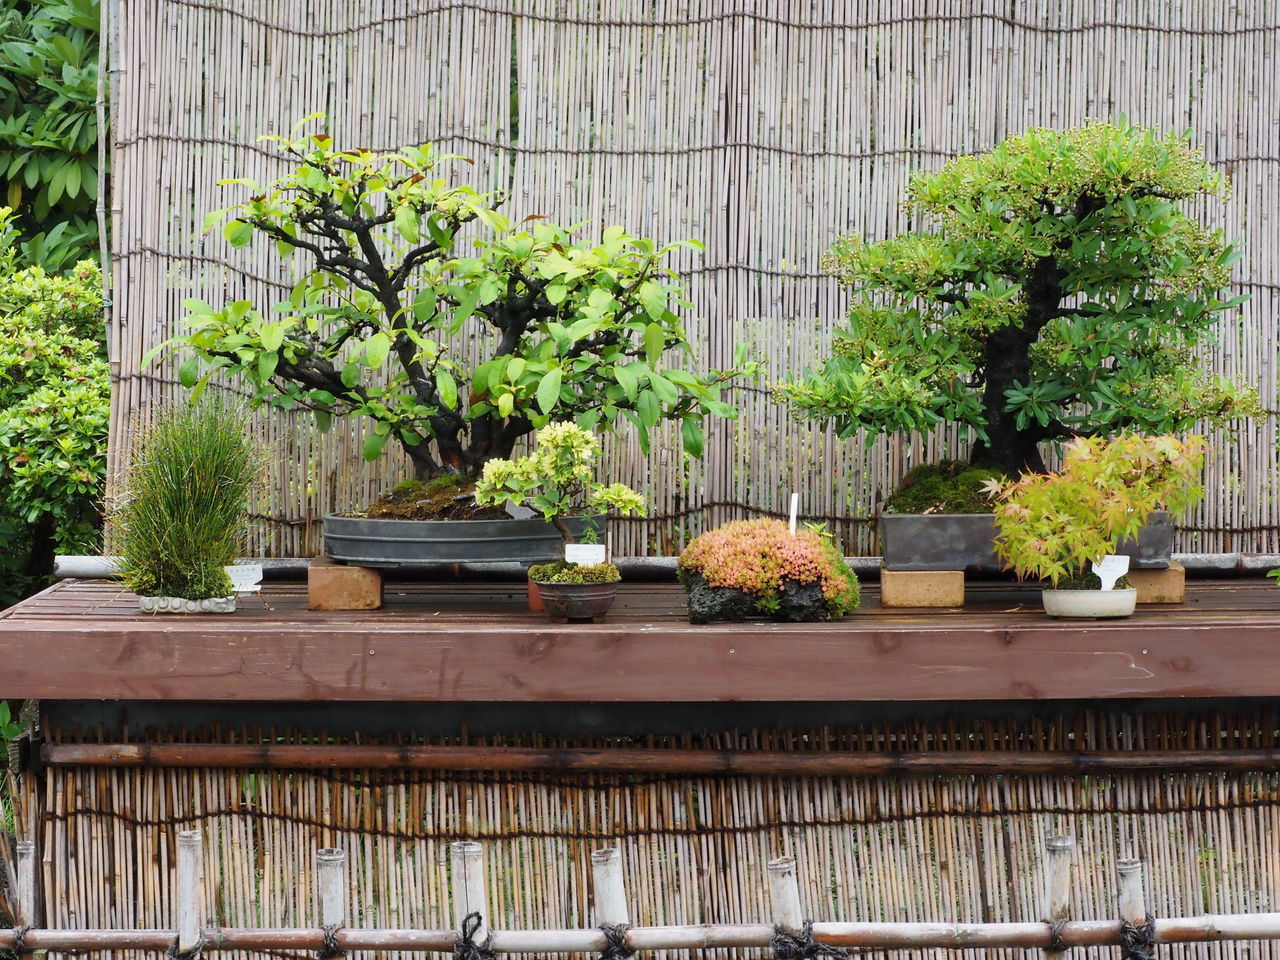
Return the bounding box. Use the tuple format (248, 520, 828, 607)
(879, 568, 965, 608)
(1129, 560, 1185, 605)
(308, 557, 383, 611)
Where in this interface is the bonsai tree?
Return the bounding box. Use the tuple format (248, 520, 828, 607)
(473, 421, 644, 545)
(779, 121, 1260, 475)
(991, 433, 1205, 587)
(155, 117, 753, 484)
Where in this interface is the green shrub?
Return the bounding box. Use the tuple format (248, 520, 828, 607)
(112, 403, 260, 600)
(0, 0, 101, 270)
(0, 216, 106, 606)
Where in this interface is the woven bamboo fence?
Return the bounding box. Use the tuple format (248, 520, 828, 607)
(106, 0, 1280, 557)
(6, 708, 1280, 959)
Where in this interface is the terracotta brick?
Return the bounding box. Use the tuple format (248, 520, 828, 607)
(308, 557, 383, 610)
(1129, 561, 1186, 604)
(879, 568, 965, 608)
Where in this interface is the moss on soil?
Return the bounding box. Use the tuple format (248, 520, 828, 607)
(883, 460, 1006, 514)
(360, 475, 508, 521)
(529, 561, 621, 584)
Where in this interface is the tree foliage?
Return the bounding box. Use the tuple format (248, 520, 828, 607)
(779, 121, 1260, 475)
(0, 207, 108, 606)
(160, 118, 755, 483)
(0, 0, 101, 270)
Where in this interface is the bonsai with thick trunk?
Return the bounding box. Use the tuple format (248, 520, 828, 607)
(779, 121, 1260, 477)
(160, 119, 753, 483)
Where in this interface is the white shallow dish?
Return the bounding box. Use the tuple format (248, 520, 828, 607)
(1041, 588, 1136, 619)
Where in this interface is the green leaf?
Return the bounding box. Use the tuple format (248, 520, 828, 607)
(681, 418, 705, 458)
(636, 389, 660, 428)
(362, 430, 388, 460)
(435, 369, 458, 409)
(223, 220, 254, 247)
(258, 322, 285, 352)
(497, 391, 514, 417)
(412, 288, 438, 325)
(178, 355, 200, 388)
(613, 363, 639, 400)
(643, 322, 665, 364)
(364, 332, 391, 369)
(545, 282, 568, 305)
(537, 367, 562, 414)
(394, 203, 419, 242)
(257, 351, 278, 381)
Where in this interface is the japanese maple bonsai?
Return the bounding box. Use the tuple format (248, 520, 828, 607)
(152, 117, 752, 565)
(474, 422, 644, 621)
(778, 121, 1257, 567)
(991, 434, 1205, 618)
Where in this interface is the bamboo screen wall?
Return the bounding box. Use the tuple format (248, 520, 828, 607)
(108, 0, 1280, 557)
(14, 709, 1280, 960)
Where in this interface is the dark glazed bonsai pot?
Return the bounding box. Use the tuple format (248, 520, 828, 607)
(878, 511, 1173, 572)
(534, 581, 618, 623)
(323, 515, 597, 569)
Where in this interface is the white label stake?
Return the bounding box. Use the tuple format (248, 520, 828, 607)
(789, 493, 799, 535)
(1091, 554, 1130, 592)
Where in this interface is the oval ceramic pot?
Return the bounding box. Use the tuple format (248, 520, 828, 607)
(137, 595, 237, 614)
(879, 511, 1173, 572)
(1041, 587, 1137, 619)
(534, 581, 618, 623)
(323, 515, 597, 569)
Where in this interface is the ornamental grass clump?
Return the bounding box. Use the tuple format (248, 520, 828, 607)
(678, 519, 859, 623)
(113, 403, 260, 600)
(991, 434, 1205, 588)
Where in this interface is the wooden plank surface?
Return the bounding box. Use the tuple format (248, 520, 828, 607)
(2, 579, 1280, 702)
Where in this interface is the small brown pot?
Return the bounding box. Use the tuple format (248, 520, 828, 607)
(533, 581, 618, 623)
(527, 577, 545, 613)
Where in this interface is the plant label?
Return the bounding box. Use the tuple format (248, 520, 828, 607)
(565, 543, 607, 565)
(1091, 554, 1129, 591)
(225, 563, 263, 593)
(789, 492, 799, 535)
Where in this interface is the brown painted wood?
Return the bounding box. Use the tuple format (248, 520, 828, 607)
(3, 579, 1280, 701)
(41, 742, 1280, 774)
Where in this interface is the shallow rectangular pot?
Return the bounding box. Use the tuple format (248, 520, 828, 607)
(879, 511, 1172, 572)
(323, 515, 599, 569)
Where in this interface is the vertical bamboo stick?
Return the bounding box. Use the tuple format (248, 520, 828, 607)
(591, 848, 629, 926)
(1118, 858, 1146, 924)
(175, 829, 203, 954)
(767, 856, 803, 932)
(450, 841, 487, 938)
(316, 847, 346, 928)
(15, 840, 36, 926)
(1041, 835, 1074, 956)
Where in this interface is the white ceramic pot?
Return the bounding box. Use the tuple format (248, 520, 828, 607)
(1041, 587, 1136, 619)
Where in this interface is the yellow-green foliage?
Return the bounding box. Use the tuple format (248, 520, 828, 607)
(679, 519, 860, 616)
(529, 561, 620, 584)
(992, 434, 1206, 586)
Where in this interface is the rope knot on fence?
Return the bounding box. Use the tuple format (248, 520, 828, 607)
(599, 923, 634, 960)
(316, 923, 344, 959)
(1120, 914, 1157, 960)
(772, 920, 852, 960)
(1043, 918, 1068, 952)
(165, 934, 207, 960)
(455, 913, 495, 960)
(10, 924, 30, 955)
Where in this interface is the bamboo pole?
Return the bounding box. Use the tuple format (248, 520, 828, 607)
(1118, 858, 1146, 924)
(41, 743, 1280, 775)
(316, 848, 346, 928)
(175, 830, 203, 954)
(450, 841, 487, 939)
(3, 915, 1280, 952)
(767, 857, 803, 932)
(590, 848, 629, 926)
(1041, 835, 1075, 956)
(15, 840, 35, 927)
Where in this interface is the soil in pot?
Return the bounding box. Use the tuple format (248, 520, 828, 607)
(355, 476, 507, 521)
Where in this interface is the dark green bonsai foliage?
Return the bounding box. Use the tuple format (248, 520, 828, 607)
(882, 461, 1004, 514)
(529, 561, 620, 584)
(780, 121, 1261, 476)
(154, 117, 754, 484)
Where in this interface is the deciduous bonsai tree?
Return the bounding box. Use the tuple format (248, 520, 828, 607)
(779, 121, 1260, 476)
(154, 117, 753, 484)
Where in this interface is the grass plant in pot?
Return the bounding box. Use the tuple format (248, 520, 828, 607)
(151, 116, 753, 568)
(111, 403, 259, 613)
(777, 122, 1258, 570)
(991, 434, 1206, 619)
(474, 422, 644, 622)
(677, 519, 860, 623)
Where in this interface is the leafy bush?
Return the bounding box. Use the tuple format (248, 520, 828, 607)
(156, 117, 755, 485)
(882, 460, 1004, 514)
(528, 561, 620, 584)
(679, 519, 860, 620)
(0, 0, 101, 270)
(0, 211, 106, 605)
(991, 434, 1206, 586)
(474, 421, 644, 543)
(779, 121, 1260, 476)
(112, 403, 260, 600)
